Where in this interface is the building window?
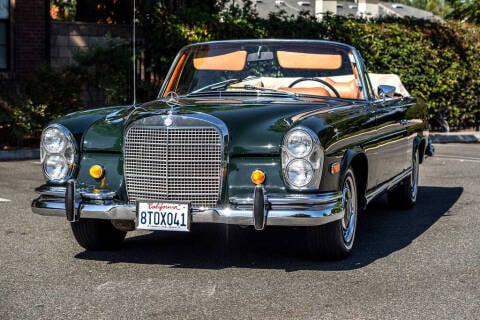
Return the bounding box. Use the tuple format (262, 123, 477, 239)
(0, 0, 10, 70)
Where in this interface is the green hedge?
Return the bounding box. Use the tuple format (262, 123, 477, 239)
(1, 12, 479, 147)
(0, 65, 83, 147)
(123, 10, 480, 129)
(199, 13, 480, 130)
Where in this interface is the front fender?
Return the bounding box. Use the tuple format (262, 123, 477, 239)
(53, 106, 131, 149)
(339, 148, 368, 209)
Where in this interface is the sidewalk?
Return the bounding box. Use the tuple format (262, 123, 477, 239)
(429, 131, 480, 144)
(0, 148, 40, 161)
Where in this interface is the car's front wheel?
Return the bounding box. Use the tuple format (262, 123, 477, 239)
(307, 168, 358, 260)
(70, 219, 126, 250)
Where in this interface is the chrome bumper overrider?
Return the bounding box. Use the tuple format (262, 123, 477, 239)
(31, 184, 345, 227)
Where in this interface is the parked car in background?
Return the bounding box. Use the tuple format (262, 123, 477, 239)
(32, 39, 427, 259)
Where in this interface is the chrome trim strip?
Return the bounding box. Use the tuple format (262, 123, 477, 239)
(230, 192, 342, 206)
(35, 185, 116, 200)
(80, 190, 116, 200)
(35, 185, 67, 197)
(32, 190, 344, 227)
(365, 167, 412, 204)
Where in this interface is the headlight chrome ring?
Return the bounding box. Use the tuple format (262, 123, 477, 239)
(40, 124, 78, 183)
(284, 129, 313, 158)
(285, 158, 314, 187)
(282, 127, 323, 190)
(42, 126, 68, 153)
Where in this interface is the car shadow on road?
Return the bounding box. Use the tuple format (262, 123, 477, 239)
(75, 186, 463, 271)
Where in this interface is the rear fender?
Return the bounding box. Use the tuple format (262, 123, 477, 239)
(413, 135, 427, 164)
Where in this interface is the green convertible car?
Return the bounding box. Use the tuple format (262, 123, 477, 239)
(32, 39, 427, 259)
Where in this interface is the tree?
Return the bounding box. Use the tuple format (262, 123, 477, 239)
(447, 0, 480, 24)
(75, 0, 132, 23)
(72, 0, 227, 24)
(389, 0, 452, 18)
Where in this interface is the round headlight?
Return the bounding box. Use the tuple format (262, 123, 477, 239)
(43, 155, 69, 181)
(43, 127, 69, 153)
(40, 124, 77, 182)
(285, 129, 313, 157)
(64, 144, 75, 164)
(286, 159, 314, 187)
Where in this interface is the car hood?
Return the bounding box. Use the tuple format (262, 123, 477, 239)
(64, 97, 350, 156)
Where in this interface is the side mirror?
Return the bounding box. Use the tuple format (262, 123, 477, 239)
(377, 85, 396, 99)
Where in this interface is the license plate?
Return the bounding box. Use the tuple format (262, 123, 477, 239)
(136, 201, 190, 232)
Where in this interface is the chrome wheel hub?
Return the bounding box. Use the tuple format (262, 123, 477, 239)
(410, 152, 419, 201)
(341, 174, 357, 248)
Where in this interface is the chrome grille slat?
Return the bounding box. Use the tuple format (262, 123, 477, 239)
(124, 124, 223, 208)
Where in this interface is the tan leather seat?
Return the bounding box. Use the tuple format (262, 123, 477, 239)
(278, 87, 331, 97)
(325, 78, 360, 99)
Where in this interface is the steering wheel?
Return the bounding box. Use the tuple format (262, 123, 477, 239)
(288, 77, 340, 98)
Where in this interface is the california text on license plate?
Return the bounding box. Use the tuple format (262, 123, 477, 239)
(136, 201, 190, 232)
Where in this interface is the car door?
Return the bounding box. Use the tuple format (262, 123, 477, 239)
(371, 96, 411, 186)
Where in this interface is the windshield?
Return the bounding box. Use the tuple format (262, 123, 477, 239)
(162, 41, 363, 100)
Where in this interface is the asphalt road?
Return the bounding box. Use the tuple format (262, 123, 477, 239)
(0, 144, 479, 320)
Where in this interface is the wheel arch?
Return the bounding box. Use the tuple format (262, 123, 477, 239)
(414, 135, 427, 164)
(340, 149, 368, 211)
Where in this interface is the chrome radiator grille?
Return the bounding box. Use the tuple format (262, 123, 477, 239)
(124, 125, 223, 208)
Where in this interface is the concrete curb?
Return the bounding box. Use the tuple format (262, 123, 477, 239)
(429, 132, 480, 144)
(0, 149, 40, 161)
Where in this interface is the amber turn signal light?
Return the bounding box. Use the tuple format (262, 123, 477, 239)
(251, 169, 266, 185)
(89, 164, 104, 180)
(330, 162, 341, 175)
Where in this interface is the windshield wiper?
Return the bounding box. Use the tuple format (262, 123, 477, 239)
(239, 84, 297, 98)
(189, 78, 241, 94)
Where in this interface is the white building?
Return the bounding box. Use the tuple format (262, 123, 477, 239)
(236, 0, 439, 20)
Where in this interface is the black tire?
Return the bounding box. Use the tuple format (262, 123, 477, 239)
(70, 219, 127, 250)
(307, 168, 358, 260)
(388, 150, 419, 209)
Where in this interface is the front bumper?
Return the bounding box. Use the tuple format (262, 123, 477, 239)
(31, 184, 345, 227)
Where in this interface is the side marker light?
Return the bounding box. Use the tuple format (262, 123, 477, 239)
(330, 162, 341, 175)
